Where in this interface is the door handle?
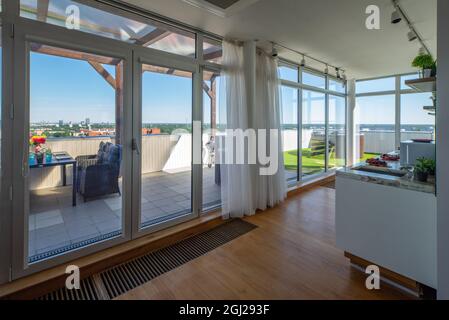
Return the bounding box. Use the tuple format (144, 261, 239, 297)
(132, 138, 141, 155)
(23, 140, 30, 178)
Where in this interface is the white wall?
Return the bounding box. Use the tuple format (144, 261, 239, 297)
(437, 0, 449, 300)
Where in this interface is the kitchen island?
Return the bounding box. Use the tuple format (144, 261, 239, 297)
(336, 161, 437, 292)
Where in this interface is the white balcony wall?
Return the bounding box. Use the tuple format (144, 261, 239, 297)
(31, 134, 212, 190)
(360, 131, 434, 154)
(29, 130, 435, 190)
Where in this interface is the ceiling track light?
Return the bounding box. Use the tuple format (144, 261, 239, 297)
(407, 29, 418, 42)
(300, 55, 306, 67)
(390, 0, 431, 56)
(391, 0, 402, 24)
(391, 8, 402, 24)
(336, 68, 341, 79)
(272, 42, 346, 78)
(271, 43, 278, 57)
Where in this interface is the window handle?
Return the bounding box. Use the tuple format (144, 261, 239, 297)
(132, 138, 141, 155)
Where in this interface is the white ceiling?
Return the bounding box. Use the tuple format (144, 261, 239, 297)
(122, 0, 437, 79)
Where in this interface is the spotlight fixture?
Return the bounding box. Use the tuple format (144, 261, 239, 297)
(419, 46, 426, 55)
(342, 72, 347, 81)
(407, 29, 418, 42)
(391, 1, 402, 24)
(300, 55, 306, 67)
(391, 9, 402, 24)
(271, 44, 278, 57)
(324, 64, 329, 75)
(336, 68, 341, 79)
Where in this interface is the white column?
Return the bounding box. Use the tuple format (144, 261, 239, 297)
(346, 79, 356, 166)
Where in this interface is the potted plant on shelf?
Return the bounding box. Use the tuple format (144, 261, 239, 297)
(412, 54, 436, 78)
(29, 135, 47, 165)
(414, 157, 435, 182)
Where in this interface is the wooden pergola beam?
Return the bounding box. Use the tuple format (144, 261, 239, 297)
(141, 64, 193, 79)
(136, 29, 171, 47)
(203, 49, 223, 62)
(88, 61, 117, 89)
(36, 0, 50, 22)
(31, 43, 121, 65)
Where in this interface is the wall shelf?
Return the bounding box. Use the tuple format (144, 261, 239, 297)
(405, 77, 436, 93)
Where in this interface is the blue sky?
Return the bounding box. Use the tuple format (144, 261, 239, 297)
(30, 53, 193, 124)
(30, 52, 434, 126)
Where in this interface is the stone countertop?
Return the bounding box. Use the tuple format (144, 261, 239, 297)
(336, 161, 436, 195)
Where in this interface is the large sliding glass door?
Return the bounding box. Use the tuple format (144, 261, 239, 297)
(4, 0, 220, 282)
(132, 51, 199, 236)
(11, 26, 133, 277)
(26, 44, 127, 263)
(139, 64, 193, 228)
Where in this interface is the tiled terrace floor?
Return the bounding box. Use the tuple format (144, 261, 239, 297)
(28, 167, 221, 262)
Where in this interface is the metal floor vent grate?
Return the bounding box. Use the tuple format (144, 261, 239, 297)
(37, 277, 100, 300)
(36, 219, 257, 300)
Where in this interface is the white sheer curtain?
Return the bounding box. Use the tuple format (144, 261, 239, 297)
(219, 41, 286, 218)
(253, 52, 287, 210)
(219, 40, 255, 218)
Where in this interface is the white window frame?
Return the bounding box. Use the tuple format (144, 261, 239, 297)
(279, 59, 348, 185)
(355, 72, 422, 152)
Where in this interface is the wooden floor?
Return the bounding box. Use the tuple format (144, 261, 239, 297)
(116, 187, 412, 300)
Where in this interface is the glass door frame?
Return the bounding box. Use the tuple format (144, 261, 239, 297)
(0, 0, 14, 283)
(131, 46, 202, 238)
(11, 17, 134, 279)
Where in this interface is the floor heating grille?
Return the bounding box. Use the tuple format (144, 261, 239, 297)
(36, 219, 257, 300)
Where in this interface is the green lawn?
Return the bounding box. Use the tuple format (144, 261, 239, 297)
(284, 149, 380, 176)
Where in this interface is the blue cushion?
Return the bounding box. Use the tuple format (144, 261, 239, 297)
(97, 141, 107, 164)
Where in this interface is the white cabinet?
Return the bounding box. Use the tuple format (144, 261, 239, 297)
(336, 176, 437, 288)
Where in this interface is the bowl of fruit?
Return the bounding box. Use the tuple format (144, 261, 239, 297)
(381, 153, 400, 162)
(366, 158, 388, 167)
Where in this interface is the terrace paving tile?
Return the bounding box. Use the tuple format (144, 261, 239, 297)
(29, 168, 221, 261)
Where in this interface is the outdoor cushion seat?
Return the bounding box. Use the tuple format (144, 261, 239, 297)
(76, 142, 122, 202)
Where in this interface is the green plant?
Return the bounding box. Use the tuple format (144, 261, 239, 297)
(426, 158, 436, 175)
(415, 157, 435, 174)
(412, 54, 435, 70)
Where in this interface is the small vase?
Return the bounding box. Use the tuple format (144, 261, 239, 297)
(45, 153, 52, 163)
(36, 152, 44, 165)
(29, 153, 36, 165)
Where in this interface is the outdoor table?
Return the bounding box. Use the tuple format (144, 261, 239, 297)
(30, 153, 77, 206)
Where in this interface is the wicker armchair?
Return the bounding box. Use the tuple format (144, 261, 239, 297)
(76, 142, 122, 202)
